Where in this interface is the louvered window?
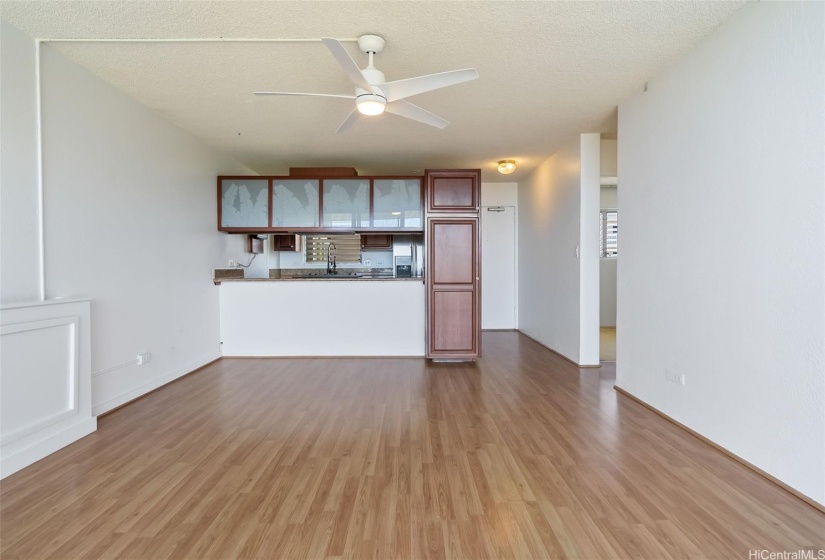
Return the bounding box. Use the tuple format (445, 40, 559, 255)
(304, 234, 362, 263)
(600, 210, 618, 258)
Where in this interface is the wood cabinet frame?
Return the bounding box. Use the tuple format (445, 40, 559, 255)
(425, 217, 481, 359)
(218, 175, 424, 234)
(423, 168, 481, 360)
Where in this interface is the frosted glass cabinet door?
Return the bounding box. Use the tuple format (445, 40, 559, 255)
(322, 179, 370, 228)
(373, 179, 422, 228)
(220, 179, 269, 228)
(272, 180, 320, 228)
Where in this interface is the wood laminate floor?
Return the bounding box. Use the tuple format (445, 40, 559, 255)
(1, 332, 822, 559)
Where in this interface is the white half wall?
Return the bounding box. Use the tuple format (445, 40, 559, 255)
(518, 135, 600, 365)
(1, 299, 96, 478)
(1, 22, 254, 416)
(617, 1, 825, 505)
(220, 281, 426, 356)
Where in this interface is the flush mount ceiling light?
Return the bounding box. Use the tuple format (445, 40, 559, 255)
(497, 160, 516, 175)
(355, 93, 387, 115)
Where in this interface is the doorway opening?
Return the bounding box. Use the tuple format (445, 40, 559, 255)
(599, 193, 618, 361)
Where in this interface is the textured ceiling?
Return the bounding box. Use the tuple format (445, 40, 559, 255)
(1, 1, 745, 180)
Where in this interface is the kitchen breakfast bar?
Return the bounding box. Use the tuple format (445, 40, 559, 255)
(218, 277, 426, 357)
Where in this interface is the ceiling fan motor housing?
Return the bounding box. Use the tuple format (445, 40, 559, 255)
(357, 65, 387, 115)
(360, 68, 386, 89)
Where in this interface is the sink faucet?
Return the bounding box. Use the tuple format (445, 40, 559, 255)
(326, 242, 337, 274)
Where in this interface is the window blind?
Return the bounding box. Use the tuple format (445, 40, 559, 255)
(304, 234, 362, 263)
(600, 210, 618, 257)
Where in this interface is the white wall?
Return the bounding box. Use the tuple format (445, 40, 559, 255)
(1, 22, 40, 302)
(600, 186, 617, 209)
(518, 135, 600, 365)
(599, 259, 617, 327)
(617, 1, 825, 505)
(481, 181, 518, 207)
(600, 139, 617, 178)
(1, 22, 253, 415)
(578, 135, 600, 365)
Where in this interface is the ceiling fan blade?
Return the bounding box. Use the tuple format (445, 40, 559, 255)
(321, 38, 375, 93)
(336, 109, 360, 133)
(380, 68, 479, 102)
(384, 99, 449, 129)
(254, 91, 355, 99)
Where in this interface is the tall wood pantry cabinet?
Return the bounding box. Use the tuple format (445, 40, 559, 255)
(424, 169, 481, 360)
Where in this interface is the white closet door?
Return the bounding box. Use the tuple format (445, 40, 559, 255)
(481, 206, 516, 329)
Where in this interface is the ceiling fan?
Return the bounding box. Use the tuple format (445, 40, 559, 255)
(254, 34, 479, 133)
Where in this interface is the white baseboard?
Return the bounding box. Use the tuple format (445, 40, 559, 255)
(516, 329, 600, 368)
(1, 416, 97, 479)
(92, 353, 220, 416)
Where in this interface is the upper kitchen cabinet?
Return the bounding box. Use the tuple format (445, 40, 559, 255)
(322, 179, 370, 228)
(425, 170, 481, 214)
(218, 178, 270, 231)
(374, 179, 422, 229)
(218, 174, 424, 233)
(272, 234, 301, 251)
(272, 179, 320, 228)
(360, 234, 393, 250)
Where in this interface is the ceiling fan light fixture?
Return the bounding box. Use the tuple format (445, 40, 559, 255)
(497, 160, 517, 175)
(356, 94, 387, 116)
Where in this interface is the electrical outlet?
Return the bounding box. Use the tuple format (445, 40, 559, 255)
(228, 259, 236, 268)
(136, 352, 151, 366)
(665, 370, 685, 386)
(363, 259, 372, 267)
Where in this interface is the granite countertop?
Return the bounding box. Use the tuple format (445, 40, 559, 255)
(213, 268, 424, 284)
